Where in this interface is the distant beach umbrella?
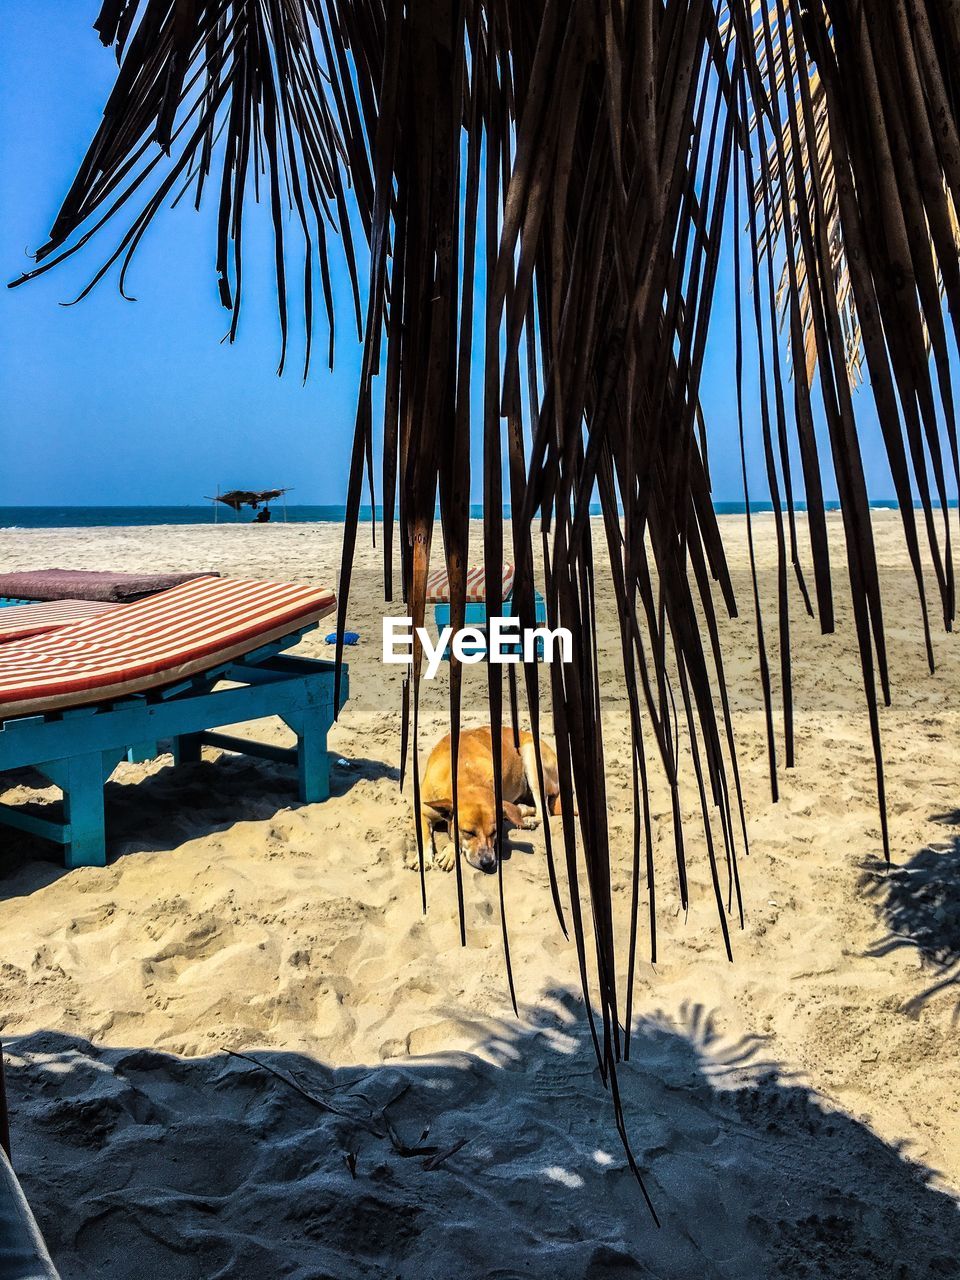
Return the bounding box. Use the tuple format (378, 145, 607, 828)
(205, 488, 291, 513)
(205, 488, 291, 522)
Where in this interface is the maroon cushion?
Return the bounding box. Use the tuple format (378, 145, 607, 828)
(0, 568, 219, 603)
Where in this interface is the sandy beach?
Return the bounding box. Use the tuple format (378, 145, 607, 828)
(1, 512, 958, 1278)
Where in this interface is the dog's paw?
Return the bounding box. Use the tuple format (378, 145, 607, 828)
(520, 815, 540, 830)
(401, 834, 421, 871)
(434, 844, 457, 873)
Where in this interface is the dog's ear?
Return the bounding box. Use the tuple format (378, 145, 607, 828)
(427, 798, 454, 821)
(501, 800, 524, 827)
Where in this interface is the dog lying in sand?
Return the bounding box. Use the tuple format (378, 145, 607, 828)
(417, 727, 564, 873)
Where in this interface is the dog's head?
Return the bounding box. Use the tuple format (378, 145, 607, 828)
(429, 790, 524, 872)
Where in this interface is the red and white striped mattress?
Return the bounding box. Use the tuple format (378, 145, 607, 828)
(425, 563, 515, 604)
(0, 599, 123, 643)
(0, 577, 337, 719)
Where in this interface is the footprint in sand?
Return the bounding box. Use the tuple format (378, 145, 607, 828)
(405, 1017, 488, 1056)
(144, 917, 235, 981)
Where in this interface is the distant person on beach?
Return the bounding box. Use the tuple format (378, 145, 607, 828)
(255, 508, 272, 524)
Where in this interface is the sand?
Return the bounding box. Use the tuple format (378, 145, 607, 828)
(0, 512, 958, 1278)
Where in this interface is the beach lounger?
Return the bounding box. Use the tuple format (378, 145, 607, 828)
(425, 564, 548, 660)
(0, 578, 347, 868)
(0, 568, 218, 606)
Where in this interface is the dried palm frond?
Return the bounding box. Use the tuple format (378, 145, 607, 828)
(10, 0, 960, 1210)
(746, 2, 960, 398)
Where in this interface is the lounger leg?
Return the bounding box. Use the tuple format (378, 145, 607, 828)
(281, 709, 330, 803)
(300, 715, 330, 804)
(61, 753, 107, 870)
(172, 733, 203, 765)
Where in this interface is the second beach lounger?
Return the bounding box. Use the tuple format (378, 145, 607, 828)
(0, 577, 347, 868)
(0, 568, 218, 605)
(426, 564, 548, 660)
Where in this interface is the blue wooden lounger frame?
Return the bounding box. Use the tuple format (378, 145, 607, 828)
(432, 593, 549, 661)
(0, 627, 348, 869)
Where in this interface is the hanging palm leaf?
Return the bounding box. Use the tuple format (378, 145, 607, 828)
(746, 3, 960, 397)
(10, 0, 960, 1210)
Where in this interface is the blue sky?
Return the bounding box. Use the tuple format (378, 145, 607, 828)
(0, 3, 368, 507)
(0, 2, 907, 508)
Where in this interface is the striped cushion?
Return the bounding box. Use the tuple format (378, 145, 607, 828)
(0, 577, 336, 719)
(425, 564, 515, 604)
(0, 599, 123, 643)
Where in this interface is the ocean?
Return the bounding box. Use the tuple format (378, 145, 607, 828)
(0, 500, 911, 529)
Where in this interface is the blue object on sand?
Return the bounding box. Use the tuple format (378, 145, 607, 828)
(326, 631, 360, 646)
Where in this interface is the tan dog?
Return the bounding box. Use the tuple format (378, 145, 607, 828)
(419, 727, 563, 873)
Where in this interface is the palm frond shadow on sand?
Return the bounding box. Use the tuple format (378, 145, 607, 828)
(861, 815, 960, 1020)
(5, 993, 958, 1280)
